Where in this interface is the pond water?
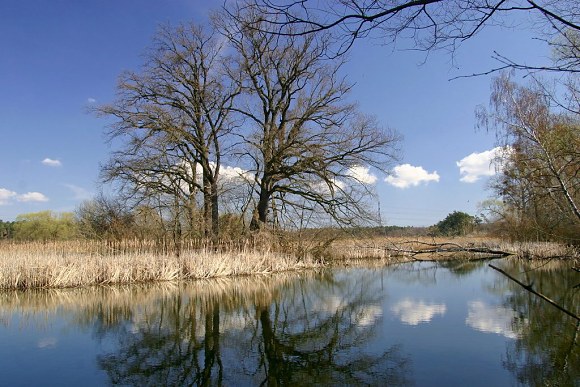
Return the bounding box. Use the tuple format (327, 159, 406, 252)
(0, 259, 578, 386)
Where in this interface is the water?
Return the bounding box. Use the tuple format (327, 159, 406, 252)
(0, 259, 578, 386)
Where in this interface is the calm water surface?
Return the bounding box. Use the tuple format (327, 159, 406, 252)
(0, 259, 578, 386)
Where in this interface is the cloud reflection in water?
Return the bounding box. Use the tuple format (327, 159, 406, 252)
(465, 300, 522, 339)
(390, 298, 447, 325)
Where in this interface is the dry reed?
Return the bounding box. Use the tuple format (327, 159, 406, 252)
(1, 236, 576, 291)
(327, 236, 579, 261)
(0, 240, 320, 290)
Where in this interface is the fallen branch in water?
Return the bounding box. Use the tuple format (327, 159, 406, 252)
(383, 240, 514, 259)
(489, 264, 579, 322)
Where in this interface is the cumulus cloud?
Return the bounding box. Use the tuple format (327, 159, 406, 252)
(465, 300, 522, 339)
(42, 158, 62, 167)
(0, 188, 17, 205)
(390, 298, 447, 325)
(17, 192, 49, 203)
(385, 164, 440, 189)
(457, 147, 507, 183)
(0, 189, 47, 204)
(219, 164, 253, 182)
(87, 97, 97, 103)
(346, 165, 377, 185)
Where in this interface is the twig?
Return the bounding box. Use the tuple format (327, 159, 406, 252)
(489, 264, 579, 322)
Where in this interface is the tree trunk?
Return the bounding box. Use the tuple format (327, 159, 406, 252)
(211, 181, 219, 241)
(250, 188, 270, 231)
(203, 186, 212, 239)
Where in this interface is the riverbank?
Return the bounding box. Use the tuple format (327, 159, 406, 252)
(0, 237, 577, 290)
(327, 236, 579, 261)
(0, 240, 321, 290)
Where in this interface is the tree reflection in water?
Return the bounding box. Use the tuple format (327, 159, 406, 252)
(1, 259, 578, 385)
(492, 259, 579, 386)
(94, 270, 411, 386)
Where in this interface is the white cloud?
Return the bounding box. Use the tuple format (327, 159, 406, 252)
(465, 300, 522, 339)
(0, 188, 17, 205)
(385, 164, 440, 189)
(17, 192, 49, 203)
(87, 97, 97, 103)
(390, 298, 447, 325)
(64, 184, 93, 201)
(42, 158, 62, 167)
(457, 147, 507, 183)
(346, 165, 377, 185)
(218, 164, 253, 182)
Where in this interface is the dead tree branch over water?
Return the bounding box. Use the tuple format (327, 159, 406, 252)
(489, 263, 580, 321)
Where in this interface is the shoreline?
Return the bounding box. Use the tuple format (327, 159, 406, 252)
(1, 238, 577, 291)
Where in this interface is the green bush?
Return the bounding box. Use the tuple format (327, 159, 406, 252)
(13, 211, 79, 241)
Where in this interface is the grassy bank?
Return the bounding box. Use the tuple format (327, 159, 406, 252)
(1, 237, 577, 290)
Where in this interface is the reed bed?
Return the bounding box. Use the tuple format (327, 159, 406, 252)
(1, 236, 576, 290)
(327, 236, 579, 261)
(496, 240, 579, 260)
(0, 240, 320, 290)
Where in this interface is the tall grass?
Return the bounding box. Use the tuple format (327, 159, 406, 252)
(0, 240, 320, 290)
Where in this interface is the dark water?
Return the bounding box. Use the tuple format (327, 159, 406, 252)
(0, 259, 578, 386)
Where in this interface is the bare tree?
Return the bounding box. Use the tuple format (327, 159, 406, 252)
(96, 23, 240, 240)
(480, 72, 580, 240)
(218, 10, 401, 230)
(238, 0, 579, 74)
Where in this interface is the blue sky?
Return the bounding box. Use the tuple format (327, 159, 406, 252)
(0, 1, 547, 226)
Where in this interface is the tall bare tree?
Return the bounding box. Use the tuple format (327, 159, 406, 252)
(238, 0, 579, 74)
(218, 10, 400, 230)
(96, 23, 240, 239)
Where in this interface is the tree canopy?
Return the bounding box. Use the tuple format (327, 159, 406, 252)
(435, 211, 477, 236)
(12, 211, 78, 241)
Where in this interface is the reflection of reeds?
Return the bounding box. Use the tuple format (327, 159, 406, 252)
(0, 240, 320, 290)
(0, 271, 320, 329)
